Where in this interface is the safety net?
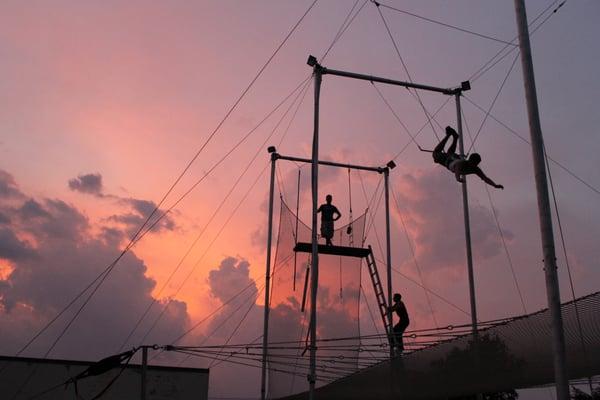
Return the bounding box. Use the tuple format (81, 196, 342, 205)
(267, 200, 367, 399)
(280, 290, 600, 400)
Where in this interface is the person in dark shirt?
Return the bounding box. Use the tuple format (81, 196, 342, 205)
(433, 126, 504, 189)
(389, 293, 410, 354)
(317, 194, 341, 246)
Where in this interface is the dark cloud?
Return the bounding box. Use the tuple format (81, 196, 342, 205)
(66, 172, 177, 237)
(0, 170, 23, 199)
(208, 257, 256, 305)
(0, 170, 191, 360)
(0, 227, 35, 263)
(68, 173, 103, 195)
(109, 198, 177, 237)
(394, 169, 512, 274)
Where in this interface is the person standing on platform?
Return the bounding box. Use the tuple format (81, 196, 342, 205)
(317, 194, 341, 246)
(389, 293, 410, 354)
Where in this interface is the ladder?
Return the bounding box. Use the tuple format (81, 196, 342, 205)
(365, 246, 395, 350)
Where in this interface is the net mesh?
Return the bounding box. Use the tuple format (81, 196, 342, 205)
(281, 291, 600, 400)
(267, 201, 367, 398)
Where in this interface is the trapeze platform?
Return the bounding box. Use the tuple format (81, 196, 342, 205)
(293, 242, 371, 258)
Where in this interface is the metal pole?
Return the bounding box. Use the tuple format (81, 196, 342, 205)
(294, 169, 301, 291)
(384, 168, 394, 357)
(455, 93, 478, 334)
(514, 2, 569, 399)
(260, 153, 277, 400)
(141, 346, 148, 400)
(308, 66, 322, 400)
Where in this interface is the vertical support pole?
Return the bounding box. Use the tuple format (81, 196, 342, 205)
(455, 93, 478, 335)
(384, 168, 394, 358)
(514, 2, 569, 399)
(309, 66, 323, 400)
(261, 152, 277, 400)
(294, 169, 301, 291)
(141, 346, 148, 400)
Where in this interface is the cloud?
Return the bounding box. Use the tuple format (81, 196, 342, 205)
(109, 197, 177, 237)
(68, 173, 103, 195)
(66, 172, 178, 237)
(0, 170, 24, 199)
(0, 169, 191, 359)
(394, 168, 512, 275)
(208, 257, 256, 304)
(0, 227, 36, 263)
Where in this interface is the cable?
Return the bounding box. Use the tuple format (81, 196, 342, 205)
(462, 95, 600, 197)
(466, 51, 520, 154)
(390, 189, 439, 328)
(371, 82, 422, 150)
(391, 97, 453, 162)
(137, 74, 313, 345)
(544, 143, 593, 393)
(373, 0, 517, 46)
(11, 0, 319, 364)
(140, 163, 271, 344)
(321, 0, 369, 61)
(121, 77, 311, 350)
(461, 108, 527, 314)
(373, 1, 439, 141)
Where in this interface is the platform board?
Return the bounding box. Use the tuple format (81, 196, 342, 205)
(293, 242, 371, 258)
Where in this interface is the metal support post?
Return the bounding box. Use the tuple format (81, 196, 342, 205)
(308, 64, 323, 400)
(455, 93, 478, 335)
(384, 168, 394, 357)
(514, 2, 569, 399)
(260, 152, 278, 400)
(141, 346, 148, 400)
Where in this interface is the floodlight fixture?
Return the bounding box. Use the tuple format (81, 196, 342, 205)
(386, 160, 397, 170)
(267, 146, 277, 153)
(307, 55, 318, 67)
(461, 81, 471, 91)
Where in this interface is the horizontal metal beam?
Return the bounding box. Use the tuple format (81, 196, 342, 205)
(274, 152, 385, 173)
(322, 67, 457, 95)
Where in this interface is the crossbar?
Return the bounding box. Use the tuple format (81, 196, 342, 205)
(322, 67, 457, 95)
(275, 153, 384, 173)
(294, 242, 371, 258)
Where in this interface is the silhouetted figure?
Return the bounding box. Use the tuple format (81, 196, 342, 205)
(433, 126, 504, 189)
(389, 293, 409, 354)
(317, 194, 341, 246)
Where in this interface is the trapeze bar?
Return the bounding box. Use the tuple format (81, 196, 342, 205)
(275, 154, 385, 173)
(321, 67, 458, 95)
(294, 242, 371, 258)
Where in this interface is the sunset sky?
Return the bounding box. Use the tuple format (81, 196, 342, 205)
(1, 1, 599, 398)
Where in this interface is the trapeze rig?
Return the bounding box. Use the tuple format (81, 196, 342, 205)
(262, 55, 473, 400)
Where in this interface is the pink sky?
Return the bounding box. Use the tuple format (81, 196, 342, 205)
(1, 1, 599, 398)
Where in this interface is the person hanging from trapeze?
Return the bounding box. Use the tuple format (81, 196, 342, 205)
(389, 293, 410, 354)
(317, 194, 341, 246)
(432, 126, 504, 189)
